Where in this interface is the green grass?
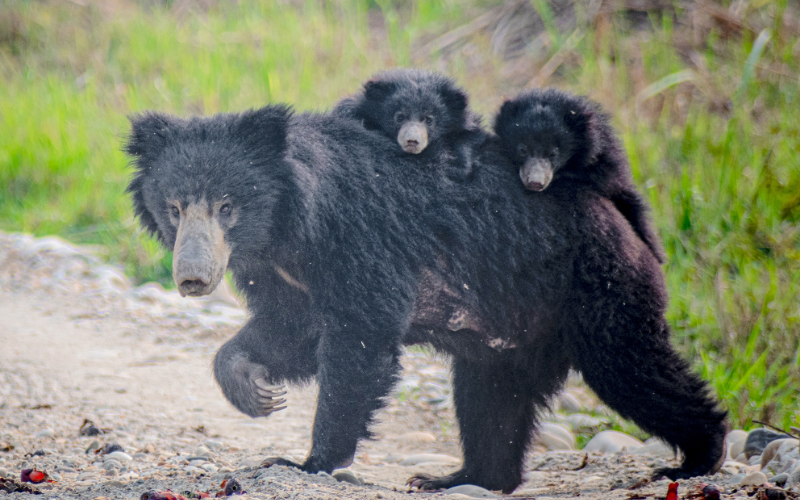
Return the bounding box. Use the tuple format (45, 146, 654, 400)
(1, 0, 798, 431)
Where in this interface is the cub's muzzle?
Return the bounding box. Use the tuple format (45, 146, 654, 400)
(397, 121, 429, 154)
(520, 158, 554, 192)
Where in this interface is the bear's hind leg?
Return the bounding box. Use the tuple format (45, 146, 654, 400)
(409, 357, 558, 494)
(572, 323, 727, 479)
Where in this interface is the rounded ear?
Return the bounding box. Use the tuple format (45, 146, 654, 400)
(438, 82, 468, 114)
(235, 104, 293, 157)
(125, 112, 175, 158)
(363, 79, 398, 102)
(493, 99, 520, 135)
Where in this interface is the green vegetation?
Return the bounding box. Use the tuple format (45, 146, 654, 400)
(1, 0, 798, 430)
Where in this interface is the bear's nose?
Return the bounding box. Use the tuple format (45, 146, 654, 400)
(406, 140, 419, 147)
(526, 181, 545, 191)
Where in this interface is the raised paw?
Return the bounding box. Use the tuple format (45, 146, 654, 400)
(253, 378, 287, 416)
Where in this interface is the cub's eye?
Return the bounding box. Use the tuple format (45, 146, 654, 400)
(220, 203, 232, 215)
(394, 112, 406, 124)
(424, 115, 434, 126)
(170, 206, 180, 217)
(516, 144, 528, 158)
(550, 148, 559, 158)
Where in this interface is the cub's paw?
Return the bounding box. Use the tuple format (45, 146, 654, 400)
(407, 472, 462, 491)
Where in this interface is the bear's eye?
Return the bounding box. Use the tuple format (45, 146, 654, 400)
(394, 112, 406, 124)
(220, 203, 232, 215)
(170, 205, 180, 217)
(550, 148, 559, 158)
(517, 144, 528, 158)
(424, 115, 434, 126)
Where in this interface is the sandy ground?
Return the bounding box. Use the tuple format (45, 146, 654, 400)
(0, 233, 749, 499)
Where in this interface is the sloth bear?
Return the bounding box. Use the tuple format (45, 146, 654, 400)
(126, 104, 726, 493)
(494, 88, 666, 263)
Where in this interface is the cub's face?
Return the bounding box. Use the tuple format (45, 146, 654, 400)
(495, 94, 586, 192)
(126, 107, 291, 298)
(356, 71, 469, 155)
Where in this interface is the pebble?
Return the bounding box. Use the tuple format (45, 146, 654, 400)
(201, 463, 218, 473)
(195, 445, 213, 457)
(397, 431, 437, 443)
(772, 472, 790, 486)
(105, 451, 132, 462)
(399, 453, 460, 466)
(539, 422, 575, 448)
(36, 429, 55, 438)
(102, 459, 121, 470)
(562, 413, 604, 430)
(77, 472, 100, 481)
(727, 430, 748, 460)
(0, 468, 7, 478)
(332, 470, 363, 485)
(761, 439, 798, 473)
(739, 471, 767, 486)
(744, 429, 785, 458)
(444, 484, 497, 498)
(203, 439, 224, 451)
(557, 392, 581, 413)
(105, 479, 127, 488)
(535, 431, 572, 451)
(583, 431, 644, 453)
(86, 440, 101, 454)
(727, 473, 746, 485)
(631, 438, 675, 458)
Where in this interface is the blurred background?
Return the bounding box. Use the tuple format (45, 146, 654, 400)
(0, 0, 798, 431)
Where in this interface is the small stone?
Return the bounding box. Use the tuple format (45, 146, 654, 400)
(0, 468, 8, 478)
(105, 479, 127, 487)
(745, 429, 785, 458)
(102, 460, 121, 470)
(444, 484, 498, 498)
(201, 463, 218, 473)
(535, 431, 572, 451)
(771, 472, 790, 487)
(632, 439, 676, 458)
(399, 453, 460, 466)
(761, 439, 796, 469)
(203, 439, 223, 451)
(36, 429, 55, 438)
(558, 392, 582, 413)
(218, 467, 233, 473)
(333, 470, 363, 485)
(133, 453, 147, 460)
(727, 430, 748, 460)
(104, 468, 118, 477)
(77, 472, 100, 481)
(86, 440, 101, 454)
(190, 459, 207, 467)
(562, 414, 604, 430)
(539, 422, 575, 448)
(195, 445, 213, 457)
(583, 430, 644, 453)
(727, 473, 746, 485)
(397, 431, 437, 443)
(105, 451, 132, 462)
(739, 471, 767, 486)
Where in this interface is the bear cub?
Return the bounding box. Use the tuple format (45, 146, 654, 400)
(333, 68, 480, 163)
(494, 88, 666, 263)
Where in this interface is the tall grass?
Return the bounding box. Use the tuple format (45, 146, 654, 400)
(1, 0, 798, 430)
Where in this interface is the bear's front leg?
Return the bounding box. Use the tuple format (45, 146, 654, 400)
(263, 322, 403, 474)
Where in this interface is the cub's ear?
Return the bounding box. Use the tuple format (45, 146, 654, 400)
(235, 104, 293, 158)
(438, 82, 468, 115)
(493, 99, 520, 134)
(363, 79, 398, 102)
(125, 112, 177, 159)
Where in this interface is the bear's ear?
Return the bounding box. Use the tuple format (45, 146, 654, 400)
(235, 104, 293, 157)
(438, 82, 468, 115)
(363, 79, 398, 102)
(126, 172, 162, 242)
(493, 99, 520, 135)
(125, 112, 176, 159)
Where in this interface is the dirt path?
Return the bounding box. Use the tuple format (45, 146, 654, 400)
(0, 232, 736, 500)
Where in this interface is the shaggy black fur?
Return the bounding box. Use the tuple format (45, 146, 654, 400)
(126, 105, 726, 493)
(494, 88, 666, 263)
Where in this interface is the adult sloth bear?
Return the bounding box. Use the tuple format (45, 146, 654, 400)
(126, 105, 726, 493)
